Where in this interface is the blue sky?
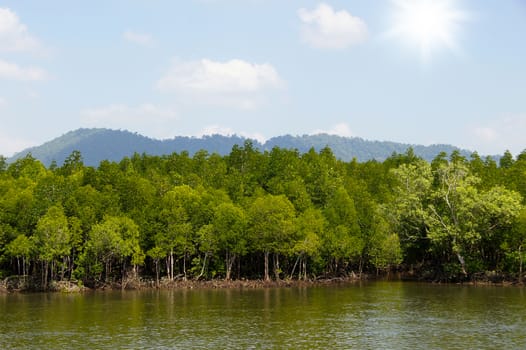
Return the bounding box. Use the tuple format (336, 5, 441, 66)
(1, 0, 525, 157)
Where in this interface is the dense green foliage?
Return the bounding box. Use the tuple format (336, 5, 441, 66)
(9, 128, 473, 167)
(0, 145, 524, 289)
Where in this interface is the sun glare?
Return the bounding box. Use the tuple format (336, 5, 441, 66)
(388, 0, 469, 61)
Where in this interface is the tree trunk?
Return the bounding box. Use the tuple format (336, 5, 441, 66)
(155, 259, 160, 288)
(183, 252, 187, 281)
(196, 253, 208, 280)
(44, 261, 49, 290)
(358, 257, 363, 277)
(133, 264, 138, 279)
(69, 251, 75, 280)
(273, 253, 280, 280)
(166, 256, 170, 281)
(51, 260, 55, 283)
(105, 261, 110, 282)
(61, 256, 66, 281)
(519, 245, 523, 284)
(289, 254, 301, 280)
(237, 256, 241, 280)
(264, 251, 270, 281)
(456, 252, 467, 277)
(170, 250, 174, 281)
(225, 251, 236, 281)
(121, 260, 127, 288)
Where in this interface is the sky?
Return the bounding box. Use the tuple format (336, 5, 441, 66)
(0, 0, 525, 157)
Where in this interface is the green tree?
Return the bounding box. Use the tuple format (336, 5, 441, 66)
(7, 153, 47, 180)
(504, 150, 526, 199)
(390, 160, 432, 263)
(193, 224, 217, 280)
(369, 228, 402, 274)
(322, 186, 363, 274)
(193, 150, 228, 189)
(499, 150, 514, 169)
(226, 141, 267, 201)
(249, 194, 296, 281)
(156, 185, 201, 280)
(291, 208, 324, 280)
(5, 234, 34, 277)
(426, 160, 484, 276)
(503, 209, 526, 281)
(0, 155, 6, 173)
(393, 158, 522, 278)
(214, 202, 247, 280)
(147, 246, 165, 287)
(476, 186, 523, 269)
(84, 216, 143, 283)
(34, 205, 71, 288)
(300, 147, 342, 206)
(59, 150, 84, 176)
(0, 182, 37, 237)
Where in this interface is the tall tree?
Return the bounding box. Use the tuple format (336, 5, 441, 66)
(84, 215, 143, 283)
(34, 205, 71, 288)
(0, 155, 6, 173)
(5, 234, 34, 277)
(292, 208, 324, 280)
(322, 186, 363, 274)
(157, 185, 201, 280)
(214, 202, 247, 280)
(392, 158, 522, 278)
(390, 160, 432, 263)
(249, 194, 296, 281)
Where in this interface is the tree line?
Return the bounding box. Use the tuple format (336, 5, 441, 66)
(0, 143, 525, 289)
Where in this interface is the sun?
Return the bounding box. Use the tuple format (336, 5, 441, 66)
(388, 0, 469, 61)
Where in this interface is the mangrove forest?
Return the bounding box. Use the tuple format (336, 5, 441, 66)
(1, 143, 526, 290)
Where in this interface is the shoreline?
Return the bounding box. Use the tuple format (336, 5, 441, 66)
(2, 274, 524, 294)
(0, 275, 366, 294)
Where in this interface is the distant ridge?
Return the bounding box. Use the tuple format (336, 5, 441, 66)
(8, 128, 475, 167)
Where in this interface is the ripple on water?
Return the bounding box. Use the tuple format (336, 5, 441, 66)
(1, 283, 526, 349)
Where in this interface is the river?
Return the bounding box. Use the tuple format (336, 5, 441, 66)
(1, 281, 525, 349)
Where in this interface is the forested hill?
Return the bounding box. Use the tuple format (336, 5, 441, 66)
(8, 128, 473, 167)
(264, 134, 472, 163)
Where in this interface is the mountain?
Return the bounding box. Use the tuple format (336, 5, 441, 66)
(8, 128, 476, 167)
(264, 134, 473, 163)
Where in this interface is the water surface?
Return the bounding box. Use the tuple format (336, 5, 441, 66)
(1, 282, 525, 349)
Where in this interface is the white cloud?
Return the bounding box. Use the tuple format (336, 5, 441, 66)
(473, 127, 497, 142)
(157, 58, 284, 109)
(0, 59, 48, 80)
(123, 30, 155, 47)
(0, 7, 41, 52)
(196, 125, 267, 144)
(312, 122, 353, 137)
(81, 103, 178, 139)
(0, 131, 35, 157)
(239, 131, 267, 144)
(198, 125, 236, 137)
(298, 3, 368, 49)
(467, 115, 526, 155)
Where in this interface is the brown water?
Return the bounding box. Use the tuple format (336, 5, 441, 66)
(1, 281, 525, 349)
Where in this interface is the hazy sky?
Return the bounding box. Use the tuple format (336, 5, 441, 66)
(1, 0, 525, 157)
